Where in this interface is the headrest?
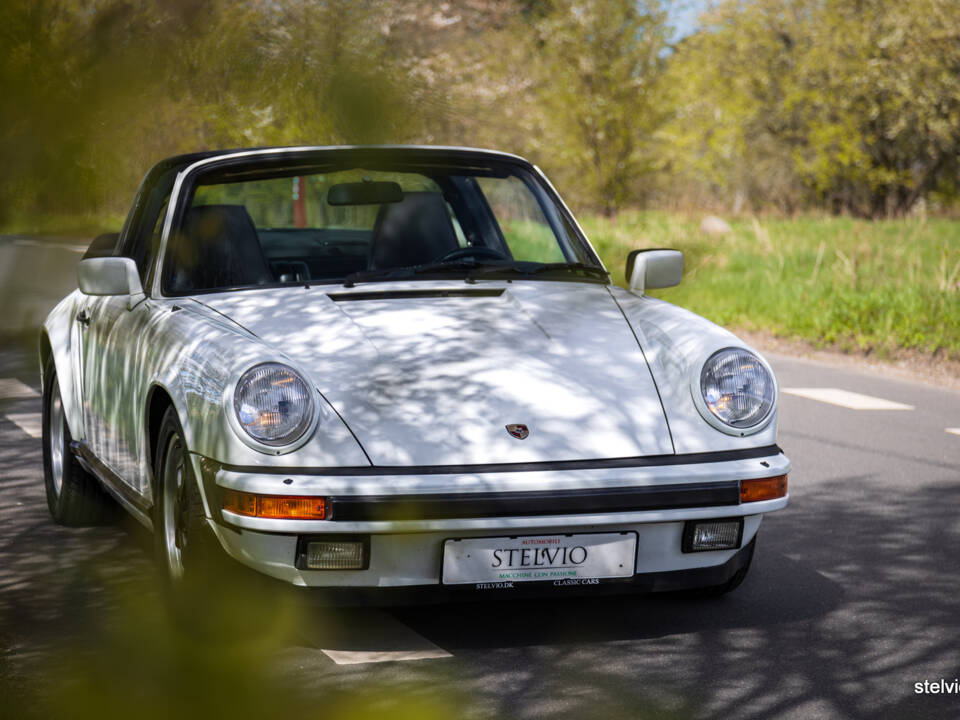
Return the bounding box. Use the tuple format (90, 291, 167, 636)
(169, 204, 273, 292)
(368, 192, 460, 270)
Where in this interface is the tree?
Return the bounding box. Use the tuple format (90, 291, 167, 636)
(527, 0, 672, 216)
(665, 0, 960, 217)
(792, 0, 960, 216)
(0, 0, 446, 223)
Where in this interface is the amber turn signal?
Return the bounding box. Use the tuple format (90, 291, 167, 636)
(740, 475, 788, 503)
(222, 489, 328, 519)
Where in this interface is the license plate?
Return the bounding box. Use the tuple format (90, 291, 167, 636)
(441, 532, 637, 585)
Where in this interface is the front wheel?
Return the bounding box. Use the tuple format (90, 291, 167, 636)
(154, 406, 219, 594)
(153, 407, 288, 637)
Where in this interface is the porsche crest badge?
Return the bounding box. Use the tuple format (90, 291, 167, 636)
(505, 424, 529, 439)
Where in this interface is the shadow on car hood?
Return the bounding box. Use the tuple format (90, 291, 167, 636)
(196, 282, 674, 466)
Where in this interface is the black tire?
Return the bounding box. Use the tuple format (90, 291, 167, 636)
(153, 406, 221, 597)
(153, 406, 282, 637)
(41, 359, 114, 526)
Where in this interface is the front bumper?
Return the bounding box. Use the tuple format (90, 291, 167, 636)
(273, 539, 758, 606)
(193, 448, 789, 591)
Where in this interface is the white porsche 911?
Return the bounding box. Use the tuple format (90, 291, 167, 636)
(40, 146, 789, 603)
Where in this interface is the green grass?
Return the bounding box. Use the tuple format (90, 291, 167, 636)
(580, 211, 960, 360)
(501, 219, 568, 263)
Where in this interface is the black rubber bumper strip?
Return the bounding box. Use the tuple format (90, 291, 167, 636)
(213, 444, 783, 477)
(328, 481, 740, 521)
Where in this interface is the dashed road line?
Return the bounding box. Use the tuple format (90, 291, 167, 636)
(8, 237, 87, 253)
(782, 388, 914, 411)
(5, 413, 42, 438)
(947, 428, 960, 437)
(321, 646, 452, 665)
(0, 379, 39, 400)
(300, 608, 452, 665)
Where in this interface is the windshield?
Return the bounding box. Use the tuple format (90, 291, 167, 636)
(162, 158, 604, 295)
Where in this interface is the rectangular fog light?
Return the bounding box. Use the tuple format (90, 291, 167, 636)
(296, 536, 368, 570)
(682, 518, 743, 553)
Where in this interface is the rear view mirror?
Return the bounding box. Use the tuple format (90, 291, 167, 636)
(77, 257, 144, 302)
(626, 249, 683, 293)
(327, 181, 403, 206)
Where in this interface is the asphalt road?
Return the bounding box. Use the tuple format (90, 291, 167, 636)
(1, 237, 959, 719)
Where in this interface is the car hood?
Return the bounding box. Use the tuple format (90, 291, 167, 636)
(196, 282, 674, 466)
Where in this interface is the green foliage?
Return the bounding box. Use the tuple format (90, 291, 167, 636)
(4, 0, 960, 222)
(582, 212, 960, 358)
(0, 560, 466, 720)
(526, 0, 671, 216)
(665, 0, 960, 217)
(0, 0, 441, 225)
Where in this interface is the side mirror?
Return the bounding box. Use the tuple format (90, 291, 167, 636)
(626, 249, 683, 294)
(77, 257, 144, 306)
(82, 232, 120, 260)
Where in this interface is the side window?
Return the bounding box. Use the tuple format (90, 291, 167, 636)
(126, 184, 174, 292)
(117, 167, 178, 293)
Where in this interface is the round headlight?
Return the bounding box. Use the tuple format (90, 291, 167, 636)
(233, 363, 314, 446)
(699, 348, 775, 430)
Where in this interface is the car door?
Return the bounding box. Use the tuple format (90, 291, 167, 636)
(80, 169, 175, 494)
(79, 293, 130, 475)
(96, 293, 158, 492)
(99, 186, 174, 494)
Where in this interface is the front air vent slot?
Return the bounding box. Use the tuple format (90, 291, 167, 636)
(327, 288, 505, 301)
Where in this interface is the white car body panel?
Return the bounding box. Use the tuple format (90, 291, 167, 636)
(611, 289, 780, 453)
(196, 281, 674, 466)
(42, 291, 85, 439)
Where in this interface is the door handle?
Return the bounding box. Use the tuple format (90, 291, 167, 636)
(76, 310, 91, 326)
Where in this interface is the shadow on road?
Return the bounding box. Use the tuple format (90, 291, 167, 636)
(393, 547, 840, 651)
(379, 482, 960, 719)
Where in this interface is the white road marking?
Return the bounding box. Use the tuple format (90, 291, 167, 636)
(5, 413, 42, 438)
(946, 428, 960, 437)
(300, 609, 452, 665)
(10, 237, 87, 253)
(321, 647, 452, 665)
(782, 388, 914, 410)
(0, 379, 40, 400)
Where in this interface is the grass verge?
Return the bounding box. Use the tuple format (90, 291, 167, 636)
(581, 211, 960, 361)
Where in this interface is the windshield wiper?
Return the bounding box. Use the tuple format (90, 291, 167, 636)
(465, 262, 609, 283)
(342, 260, 609, 288)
